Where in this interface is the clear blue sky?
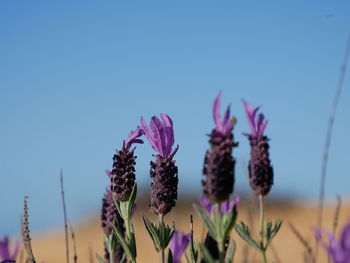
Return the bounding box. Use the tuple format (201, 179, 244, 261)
(1, 1, 349, 235)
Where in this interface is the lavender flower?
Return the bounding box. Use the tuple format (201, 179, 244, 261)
(202, 92, 237, 203)
(169, 230, 191, 263)
(314, 221, 350, 263)
(141, 114, 179, 215)
(243, 100, 273, 196)
(0, 236, 19, 261)
(199, 195, 240, 215)
(111, 127, 143, 201)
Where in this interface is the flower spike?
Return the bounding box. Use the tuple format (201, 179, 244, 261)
(242, 100, 273, 196)
(202, 92, 238, 203)
(141, 114, 179, 216)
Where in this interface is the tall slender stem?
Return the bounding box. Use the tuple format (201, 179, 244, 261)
(159, 213, 165, 263)
(259, 195, 267, 263)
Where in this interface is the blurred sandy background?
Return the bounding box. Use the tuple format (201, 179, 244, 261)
(27, 199, 349, 263)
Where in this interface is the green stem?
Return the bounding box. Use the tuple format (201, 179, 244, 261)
(159, 213, 165, 263)
(109, 247, 115, 263)
(217, 203, 225, 263)
(259, 195, 267, 263)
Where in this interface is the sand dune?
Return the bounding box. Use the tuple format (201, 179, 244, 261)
(30, 200, 350, 263)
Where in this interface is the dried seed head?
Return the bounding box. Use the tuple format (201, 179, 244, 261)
(248, 136, 273, 196)
(202, 130, 237, 203)
(101, 190, 125, 263)
(150, 152, 179, 215)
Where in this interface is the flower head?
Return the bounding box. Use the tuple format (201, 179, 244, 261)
(169, 230, 191, 263)
(140, 114, 177, 158)
(243, 99, 268, 138)
(314, 221, 350, 263)
(213, 91, 235, 136)
(199, 195, 240, 215)
(0, 236, 20, 261)
(124, 126, 144, 150)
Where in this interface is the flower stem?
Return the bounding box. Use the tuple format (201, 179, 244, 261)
(109, 247, 115, 263)
(159, 213, 165, 263)
(259, 195, 267, 263)
(217, 203, 225, 263)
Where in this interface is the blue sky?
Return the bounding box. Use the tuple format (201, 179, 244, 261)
(1, 1, 350, 235)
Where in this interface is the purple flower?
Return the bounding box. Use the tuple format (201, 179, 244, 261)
(0, 236, 20, 261)
(199, 195, 240, 215)
(242, 99, 268, 138)
(169, 230, 191, 263)
(140, 114, 178, 158)
(314, 221, 350, 263)
(213, 91, 235, 136)
(124, 126, 144, 150)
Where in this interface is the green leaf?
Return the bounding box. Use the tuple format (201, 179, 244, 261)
(225, 239, 236, 263)
(193, 203, 216, 238)
(112, 194, 123, 219)
(129, 230, 137, 258)
(265, 219, 283, 249)
(234, 223, 260, 250)
(112, 224, 134, 261)
(223, 206, 238, 238)
(96, 253, 105, 263)
(199, 244, 217, 263)
(162, 223, 176, 249)
(167, 249, 173, 263)
(127, 183, 137, 217)
(143, 215, 161, 250)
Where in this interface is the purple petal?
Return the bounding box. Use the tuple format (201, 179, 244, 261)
(151, 116, 167, 157)
(220, 196, 240, 214)
(0, 236, 10, 260)
(213, 91, 223, 132)
(141, 114, 176, 158)
(340, 222, 350, 251)
(314, 228, 345, 262)
(170, 230, 191, 263)
(140, 117, 158, 152)
(160, 114, 174, 155)
(105, 170, 112, 178)
(124, 126, 144, 150)
(199, 195, 213, 214)
(242, 99, 267, 138)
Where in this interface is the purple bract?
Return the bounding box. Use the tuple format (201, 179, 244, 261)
(200, 195, 240, 215)
(314, 221, 350, 263)
(213, 91, 235, 136)
(140, 114, 177, 158)
(242, 99, 268, 138)
(124, 126, 144, 150)
(169, 230, 191, 263)
(0, 236, 19, 261)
